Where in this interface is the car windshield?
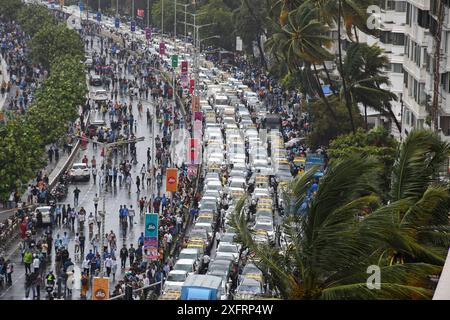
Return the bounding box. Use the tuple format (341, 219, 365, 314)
(243, 264, 261, 274)
(179, 252, 197, 260)
(167, 273, 186, 282)
(221, 234, 236, 243)
(238, 284, 261, 294)
(255, 223, 273, 232)
(174, 263, 193, 272)
(73, 165, 87, 169)
(219, 245, 237, 253)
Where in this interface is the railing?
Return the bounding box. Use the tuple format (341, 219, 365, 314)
(108, 281, 162, 300)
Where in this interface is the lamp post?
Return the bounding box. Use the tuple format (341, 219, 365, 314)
(161, 0, 164, 35)
(198, 35, 220, 53)
(147, 0, 150, 27)
(175, 3, 190, 52)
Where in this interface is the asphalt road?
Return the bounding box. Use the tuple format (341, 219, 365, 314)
(0, 35, 173, 300)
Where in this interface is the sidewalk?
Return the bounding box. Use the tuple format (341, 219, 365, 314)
(0, 149, 71, 219)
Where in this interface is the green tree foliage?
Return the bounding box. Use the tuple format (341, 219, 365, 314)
(232, 131, 450, 299)
(0, 118, 45, 201)
(307, 96, 363, 148)
(0, 0, 23, 22)
(29, 23, 84, 70)
(328, 126, 398, 198)
(27, 55, 87, 145)
(18, 3, 57, 36)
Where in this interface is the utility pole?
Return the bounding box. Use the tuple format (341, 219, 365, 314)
(147, 0, 150, 27)
(175, 3, 190, 52)
(161, 0, 164, 35)
(116, 0, 118, 15)
(174, 0, 177, 38)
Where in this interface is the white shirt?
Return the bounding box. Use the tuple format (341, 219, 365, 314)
(128, 209, 135, 217)
(33, 257, 40, 269)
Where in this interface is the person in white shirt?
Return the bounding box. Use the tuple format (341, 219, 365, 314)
(93, 194, 99, 214)
(74, 233, 81, 258)
(128, 205, 135, 225)
(111, 256, 118, 281)
(82, 258, 90, 275)
(32, 255, 40, 273)
(104, 256, 113, 277)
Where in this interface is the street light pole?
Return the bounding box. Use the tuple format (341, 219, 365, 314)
(147, 0, 150, 27)
(161, 0, 164, 35)
(174, 0, 177, 38)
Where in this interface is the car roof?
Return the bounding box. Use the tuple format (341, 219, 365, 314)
(175, 259, 196, 264)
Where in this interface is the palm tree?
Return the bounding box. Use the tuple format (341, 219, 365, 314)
(265, 2, 337, 119)
(232, 152, 443, 299)
(342, 42, 400, 131)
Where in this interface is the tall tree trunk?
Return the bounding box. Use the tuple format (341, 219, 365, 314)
(322, 62, 337, 95)
(313, 63, 338, 120)
(337, 0, 355, 133)
(432, 1, 445, 132)
(256, 33, 268, 70)
(364, 103, 368, 131)
(353, 25, 359, 43)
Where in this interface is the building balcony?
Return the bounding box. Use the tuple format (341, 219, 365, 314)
(407, 0, 430, 10)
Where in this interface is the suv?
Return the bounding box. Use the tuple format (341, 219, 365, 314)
(69, 163, 90, 181)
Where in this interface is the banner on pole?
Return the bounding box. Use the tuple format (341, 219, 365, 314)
(145, 27, 152, 40)
(192, 95, 199, 113)
(189, 79, 195, 95)
(181, 60, 188, 73)
(115, 17, 120, 28)
(188, 138, 200, 164)
(187, 165, 198, 178)
(131, 20, 136, 32)
(92, 277, 110, 300)
(137, 8, 144, 17)
(159, 42, 166, 55)
(96, 11, 101, 22)
(236, 36, 243, 51)
(144, 213, 159, 238)
(166, 168, 178, 192)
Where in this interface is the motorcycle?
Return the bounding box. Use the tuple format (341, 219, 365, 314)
(51, 183, 68, 201)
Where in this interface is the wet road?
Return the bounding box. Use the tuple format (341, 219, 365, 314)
(0, 37, 174, 300)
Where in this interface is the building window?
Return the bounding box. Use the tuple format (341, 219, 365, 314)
(380, 32, 405, 45)
(389, 63, 403, 73)
(406, 2, 411, 25)
(404, 71, 409, 87)
(419, 83, 426, 105)
(417, 9, 430, 28)
(395, 1, 407, 12)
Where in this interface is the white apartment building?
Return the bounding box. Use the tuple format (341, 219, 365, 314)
(357, 0, 407, 137)
(403, 0, 450, 141)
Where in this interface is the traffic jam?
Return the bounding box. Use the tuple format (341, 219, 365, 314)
(158, 61, 299, 299)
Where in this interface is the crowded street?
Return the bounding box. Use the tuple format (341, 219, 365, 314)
(3, 0, 339, 302)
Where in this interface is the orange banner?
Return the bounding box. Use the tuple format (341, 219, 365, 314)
(192, 95, 199, 113)
(92, 277, 110, 300)
(166, 168, 178, 192)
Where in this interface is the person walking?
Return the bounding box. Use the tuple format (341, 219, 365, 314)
(104, 255, 113, 277)
(23, 250, 33, 274)
(73, 187, 81, 207)
(92, 166, 97, 184)
(24, 272, 36, 300)
(128, 244, 136, 266)
(136, 175, 141, 193)
(80, 272, 89, 299)
(128, 205, 135, 226)
(79, 232, 86, 257)
(119, 244, 128, 269)
(93, 194, 99, 214)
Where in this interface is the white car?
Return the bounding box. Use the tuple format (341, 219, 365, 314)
(163, 270, 188, 292)
(69, 163, 90, 181)
(33, 206, 52, 226)
(90, 89, 108, 102)
(173, 259, 196, 276)
(216, 243, 239, 262)
(253, 220, 274, 240)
